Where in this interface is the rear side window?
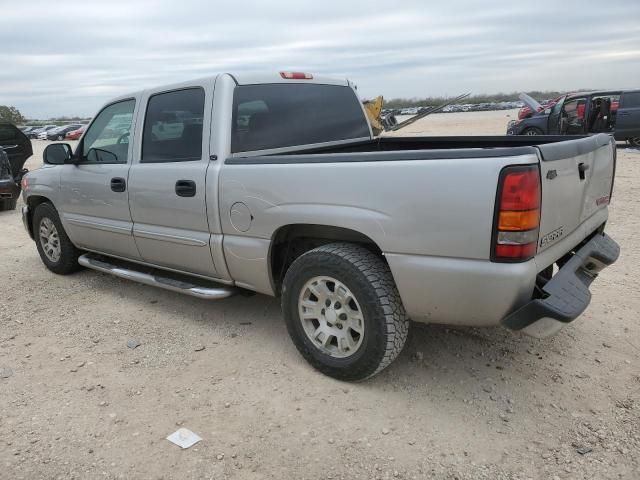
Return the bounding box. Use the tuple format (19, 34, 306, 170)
(232, 84, 370, 153)
(622, 92, 640, 108)
(142, 88, 205, 163)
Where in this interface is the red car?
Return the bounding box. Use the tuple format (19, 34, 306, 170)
(65, 126, 86, 140)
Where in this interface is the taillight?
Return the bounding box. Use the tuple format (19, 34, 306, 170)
(492, 165, 541, 262)
(280, 71, 313, 80)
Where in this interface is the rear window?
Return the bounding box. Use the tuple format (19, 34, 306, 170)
(231, 84, 370, 153)
(622, 92, 640, 108)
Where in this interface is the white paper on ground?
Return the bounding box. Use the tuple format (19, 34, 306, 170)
(166, 428, 202, 449)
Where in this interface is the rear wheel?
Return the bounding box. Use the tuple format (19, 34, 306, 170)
(0, 198, 17, 211)
(522, 127, 543, 136)
(32, 202, 82, 275)
(282, 243, 409, 381)
(628, 137, 640, 148)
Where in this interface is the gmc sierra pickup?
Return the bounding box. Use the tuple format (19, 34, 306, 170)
(21, 72, 619, 381)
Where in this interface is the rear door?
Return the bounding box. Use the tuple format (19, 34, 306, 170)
(127, 80, 219, 277)
(59, 99, 141, 260)
(615, 91, 640, 141)
(535, 134, 615, 254)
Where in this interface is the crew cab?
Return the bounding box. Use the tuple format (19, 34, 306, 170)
(21, 72, 619, 380)
(508, 89, 640, 147)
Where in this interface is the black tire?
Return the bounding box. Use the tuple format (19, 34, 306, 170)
(32, 202, 82, 275)
(282, 242, 409, 381)
(628, 137, 640, 148)
(0, 197, 17, 211)
(522, 127, 543, 136)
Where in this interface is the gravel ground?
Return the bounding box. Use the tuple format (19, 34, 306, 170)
(1, 114, 639, 479)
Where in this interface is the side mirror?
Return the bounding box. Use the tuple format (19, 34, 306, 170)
(43, 143, 72, 165)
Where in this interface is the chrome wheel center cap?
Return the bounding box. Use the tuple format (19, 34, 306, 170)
(325, 308, 337, 324)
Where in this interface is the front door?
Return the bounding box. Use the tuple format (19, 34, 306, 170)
(59, 98, 141, 260)
(547, 96, 565, 135)
(127, 85, 218, 278)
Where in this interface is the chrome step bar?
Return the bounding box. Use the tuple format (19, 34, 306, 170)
(78, 254, 236, 300)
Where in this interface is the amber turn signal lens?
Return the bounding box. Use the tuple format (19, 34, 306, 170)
(498, 209, 540, 231)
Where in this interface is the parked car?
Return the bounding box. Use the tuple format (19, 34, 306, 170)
(65, 126, 86, 140)
(22, 72, 619, 381)
(0, 122, 31, 211)
(28, 125, 57, 139)
(46, 124, 84, 141)
(508, 89, 638, 146)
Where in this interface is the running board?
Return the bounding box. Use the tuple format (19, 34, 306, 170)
(78, 254, 236, 300)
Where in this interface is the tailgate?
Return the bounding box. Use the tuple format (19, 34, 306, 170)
(535, 134, 615, 254)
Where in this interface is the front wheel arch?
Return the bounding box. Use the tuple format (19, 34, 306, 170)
(25, 195, 54, 240)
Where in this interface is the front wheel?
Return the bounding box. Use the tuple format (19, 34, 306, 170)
(57, 135, 64, 141)
(32, 202, 82, 275)
(628, 137, 640, 148)
(282, 243, 409, 381)
(522, 127, 543, 136)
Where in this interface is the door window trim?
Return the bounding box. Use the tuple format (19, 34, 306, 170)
(140, 86, 206, 164)
(75, 98, 137, 165)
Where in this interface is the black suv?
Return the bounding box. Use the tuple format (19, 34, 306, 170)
(0, 122, 32, 211)
(508, 89, 640, 147)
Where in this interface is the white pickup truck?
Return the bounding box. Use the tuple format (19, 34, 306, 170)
(22, 72, 619, 380)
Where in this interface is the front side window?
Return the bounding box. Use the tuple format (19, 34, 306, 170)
(231, 84, 370, 153)
(82, 99, 135, 164)
(141, 88, 205, 163)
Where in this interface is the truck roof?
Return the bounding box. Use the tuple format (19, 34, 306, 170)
(107, 72, 352, 105)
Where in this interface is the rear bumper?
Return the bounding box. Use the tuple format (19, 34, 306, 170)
(0, 178, 19, 198)
(501, 232, 619, 337)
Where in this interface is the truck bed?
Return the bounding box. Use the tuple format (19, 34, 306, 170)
(227, 134, 611, 163)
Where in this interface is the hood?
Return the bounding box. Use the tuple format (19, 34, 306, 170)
(0, 122, 33, 177)
(518, 93, 543, 115)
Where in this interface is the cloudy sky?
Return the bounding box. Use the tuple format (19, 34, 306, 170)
(2, 0, 639, 118)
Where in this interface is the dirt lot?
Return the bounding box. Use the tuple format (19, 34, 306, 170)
(1, 112, 639, 480)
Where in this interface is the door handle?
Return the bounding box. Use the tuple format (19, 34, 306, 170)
(110, 177, 126, 192)
(175, 180, 196, 197)
(578, 163, 589, 180)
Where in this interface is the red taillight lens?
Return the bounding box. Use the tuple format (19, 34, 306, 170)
(492, 165, 541, 262)
(499, 169, 541, 211)
(280, 71, 313, 80)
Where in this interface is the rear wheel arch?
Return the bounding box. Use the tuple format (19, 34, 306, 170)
(268, 224, 385, 295)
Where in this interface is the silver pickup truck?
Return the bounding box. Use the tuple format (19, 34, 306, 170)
(21, 72, 619, 381)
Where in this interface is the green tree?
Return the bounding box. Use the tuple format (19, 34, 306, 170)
(0, 105, 26, 124)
